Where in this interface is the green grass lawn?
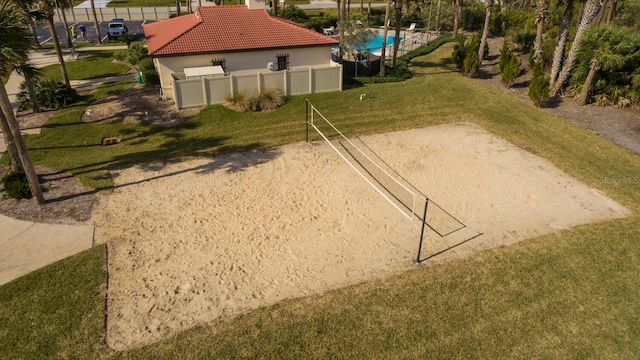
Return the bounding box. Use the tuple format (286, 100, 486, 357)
(2, 43, 640, 358)
(39, 51, 130, 82)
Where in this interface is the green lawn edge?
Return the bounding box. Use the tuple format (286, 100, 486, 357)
(2, 43, 640, 358)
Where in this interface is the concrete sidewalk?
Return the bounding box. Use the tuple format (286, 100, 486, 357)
(0, 215, 95, 286)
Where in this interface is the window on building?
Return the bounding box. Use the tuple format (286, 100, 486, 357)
(276, 54, 289, 71)
(210, 58, 226, 72)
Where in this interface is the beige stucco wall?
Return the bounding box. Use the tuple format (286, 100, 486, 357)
(155, 46, 336, 100)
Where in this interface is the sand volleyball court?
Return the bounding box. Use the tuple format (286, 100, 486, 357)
(92, 122, 629, 350)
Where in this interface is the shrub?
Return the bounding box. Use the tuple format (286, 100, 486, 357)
(528, 60, 550, 107)
(225, 92, 252, 112)
(142, 70, 160, 86)
(126, 44, 149, 66)
(112, 50, 127, 61)
(499, 40, 521, 87)
(512, 29, 536, 52)
(461, 1, 486, 31)
(452, 34, 480, 77)
(1, 171, 32, 200)
(463, 50, 479, 77)
(225, 88, 285, 112)
(138, 58, 155, 72)
(17, 78, 78, 110)
(255, 87, 284, 111)
(278, 5, 309, 23)
(451, 35, 467, 68)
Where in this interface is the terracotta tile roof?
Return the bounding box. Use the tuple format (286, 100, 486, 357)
(144, 6, 339, 57)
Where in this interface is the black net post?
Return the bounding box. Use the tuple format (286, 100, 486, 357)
(416, 197, 429, 263)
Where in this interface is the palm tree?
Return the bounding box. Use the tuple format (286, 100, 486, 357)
(576, 26, 630, 105)
(477, 0, 494, 62)
(435, 0, 442, 33)
(452, 0, 462, 37)
(551, 0, 601, 96)
(15, 63, 41, 113)
(392, 0, 403, 66)
(549, 0, 575, 87)
(38, 0, 71, 88)
(380, 0, 391, 77)
(0, 0, 45, 204)
(533, 0, 549, 62)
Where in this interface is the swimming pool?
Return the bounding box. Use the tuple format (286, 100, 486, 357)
(359, 34, 403, 53)
(333, 34, 404, 53)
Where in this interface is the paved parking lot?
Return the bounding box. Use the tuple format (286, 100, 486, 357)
(35, 20, 154, 46)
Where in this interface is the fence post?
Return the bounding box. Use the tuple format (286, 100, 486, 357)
(257, 72, 263, 94)
(309, 67, 313, 93)
(283, 70, 288, 96)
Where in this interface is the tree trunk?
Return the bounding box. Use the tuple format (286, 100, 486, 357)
(380, 0, 391, 77)
(367, 0, 371, 23)
(578, 60, 598, 106)
(435, 0, 442, 33)
(426, 0, 434, 43)
(549, 0, 574, 87)
(551, 0, 601, 96)
(0, 84, 45, 205)
(24, 75, 40, 113)
(91, 0, 102, 44)
(176, 0, 181, 16)
(47, 12, 71, 89)
(533, 0, 549, 62)
(452, 0, 462, 37)
(594, 0, 608, 24)
(478, 0, 494, 62)
(0, 111, 22, 171)
(360, 0, 363, 13)
(29, 18, 40, 48)
(59, 2, 73, 49)
(392, 0, 402, 67)
(578, 62, 598, 106)
(606, 0, 617, 24)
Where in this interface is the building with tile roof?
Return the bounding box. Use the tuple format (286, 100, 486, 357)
(143, 0, 341, 106)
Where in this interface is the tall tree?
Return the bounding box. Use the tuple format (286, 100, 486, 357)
(15, 63, 41, 113)
(605, 0, 616, 23)
(576, 26, 630, 105)
(549, 0, 575, 87)
(478, 0, 494, 62)
(533, 0, 550, 61)
(380, 0, 391, 77)
(0, 0, 45, 204)
(38, 0, 71, 88)
(551, 0, 601, 96)
(435, 0, 442, 32)
(452, 0, 462, 37)
(393, 0, 403, 66)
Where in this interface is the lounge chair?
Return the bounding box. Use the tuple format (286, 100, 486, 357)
(323, 26, 335, 35)
(407, 23, 416, 32)
(379, 20, 390, 29)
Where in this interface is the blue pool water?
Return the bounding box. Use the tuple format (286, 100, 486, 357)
(333, 34, 404, 53)
(359, 34, 402, 53)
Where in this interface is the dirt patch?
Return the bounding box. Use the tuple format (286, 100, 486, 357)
(480, 36, 640, 155)
(82, 85, 202, 128)
(0, 165, 96, 224)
